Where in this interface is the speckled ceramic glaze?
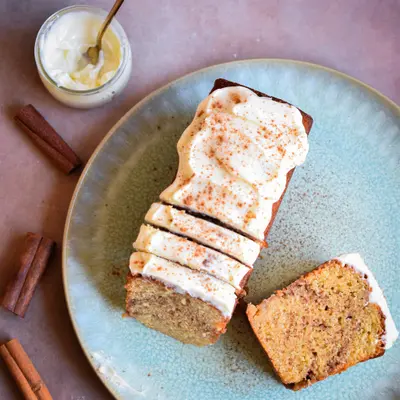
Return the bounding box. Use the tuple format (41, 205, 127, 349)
(63, 60, 400, 400)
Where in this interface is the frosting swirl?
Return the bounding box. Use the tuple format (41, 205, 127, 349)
(160, 86, 309, 240)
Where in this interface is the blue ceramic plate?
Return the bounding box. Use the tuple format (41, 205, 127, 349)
(63, 60, 400, 400)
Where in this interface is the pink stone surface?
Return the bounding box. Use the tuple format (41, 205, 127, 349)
(0, 0, 399, 398)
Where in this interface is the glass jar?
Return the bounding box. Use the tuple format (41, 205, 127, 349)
(34, 5, 132, 109)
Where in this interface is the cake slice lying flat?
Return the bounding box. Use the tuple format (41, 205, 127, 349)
(246, 254, 398, 390)
(145, 203, 260, 266)
(126, 252, 237, 346)
(134, 224, 251, 292)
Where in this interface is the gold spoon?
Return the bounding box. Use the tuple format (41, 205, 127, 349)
(86, 0, 125, 65)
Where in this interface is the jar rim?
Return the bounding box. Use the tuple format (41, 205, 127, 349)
(34, 5, 130, 96)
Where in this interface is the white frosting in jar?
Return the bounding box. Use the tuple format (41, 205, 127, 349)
(129, 252, 237, 317)
(335, 253, 398, 349)
(41, 11, 121, 90)
(144, 203, 260, 266)
(133, 224, 251, 290)
(160, 86, 309, 240)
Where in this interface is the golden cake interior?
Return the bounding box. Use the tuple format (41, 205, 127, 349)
(247, 260, 385, 390)
(125, 275, 228, 346)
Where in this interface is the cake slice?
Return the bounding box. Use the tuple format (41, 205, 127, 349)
(246, 254, 398, 390)
(160, 80, 313, 241)
(126, 252, 237, 346)
(134, 224, 251, 292)
(144, 203, 260, 267)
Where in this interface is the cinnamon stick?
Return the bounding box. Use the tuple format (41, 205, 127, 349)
(14, 105, 82, 174)
(0, 339, 52, 400)
(2, 233, 42, 312)
(1, 233, 55, 317)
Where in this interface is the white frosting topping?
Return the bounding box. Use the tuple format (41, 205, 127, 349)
(134, 224, 251, 290)
(41, 11, 121, 90)
(160, 86, 309, 240)
(129, 252, 237, 317)
(144, 203, 260, 266)
(335, 253, 398, 349)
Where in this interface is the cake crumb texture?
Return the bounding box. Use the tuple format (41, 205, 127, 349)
(126, 274, 229, 346)
(247, 260, 387, 390)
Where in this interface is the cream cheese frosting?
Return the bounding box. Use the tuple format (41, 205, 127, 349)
(134, 224, 251, 290)
(41, 11, 121, 90)
(335, 253, 398, 349)
(144, 203, 260, 266)
(129, 252, 237, 317)
(160, 86, 309, 240)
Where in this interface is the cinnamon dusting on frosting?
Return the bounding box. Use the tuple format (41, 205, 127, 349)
(144, 203, 260, 266)
(160, 86, 309, 240)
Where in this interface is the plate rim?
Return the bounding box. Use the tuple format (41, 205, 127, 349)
(62, 58, 400, 399)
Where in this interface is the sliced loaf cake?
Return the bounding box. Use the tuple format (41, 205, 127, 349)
(125, 79, 313, 345)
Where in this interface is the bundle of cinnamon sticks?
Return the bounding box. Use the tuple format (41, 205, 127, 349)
(2, 232, 55, 317)
(0, 339, 52, 399)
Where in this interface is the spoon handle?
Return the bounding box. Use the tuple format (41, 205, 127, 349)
(96, 0, 125, 48)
